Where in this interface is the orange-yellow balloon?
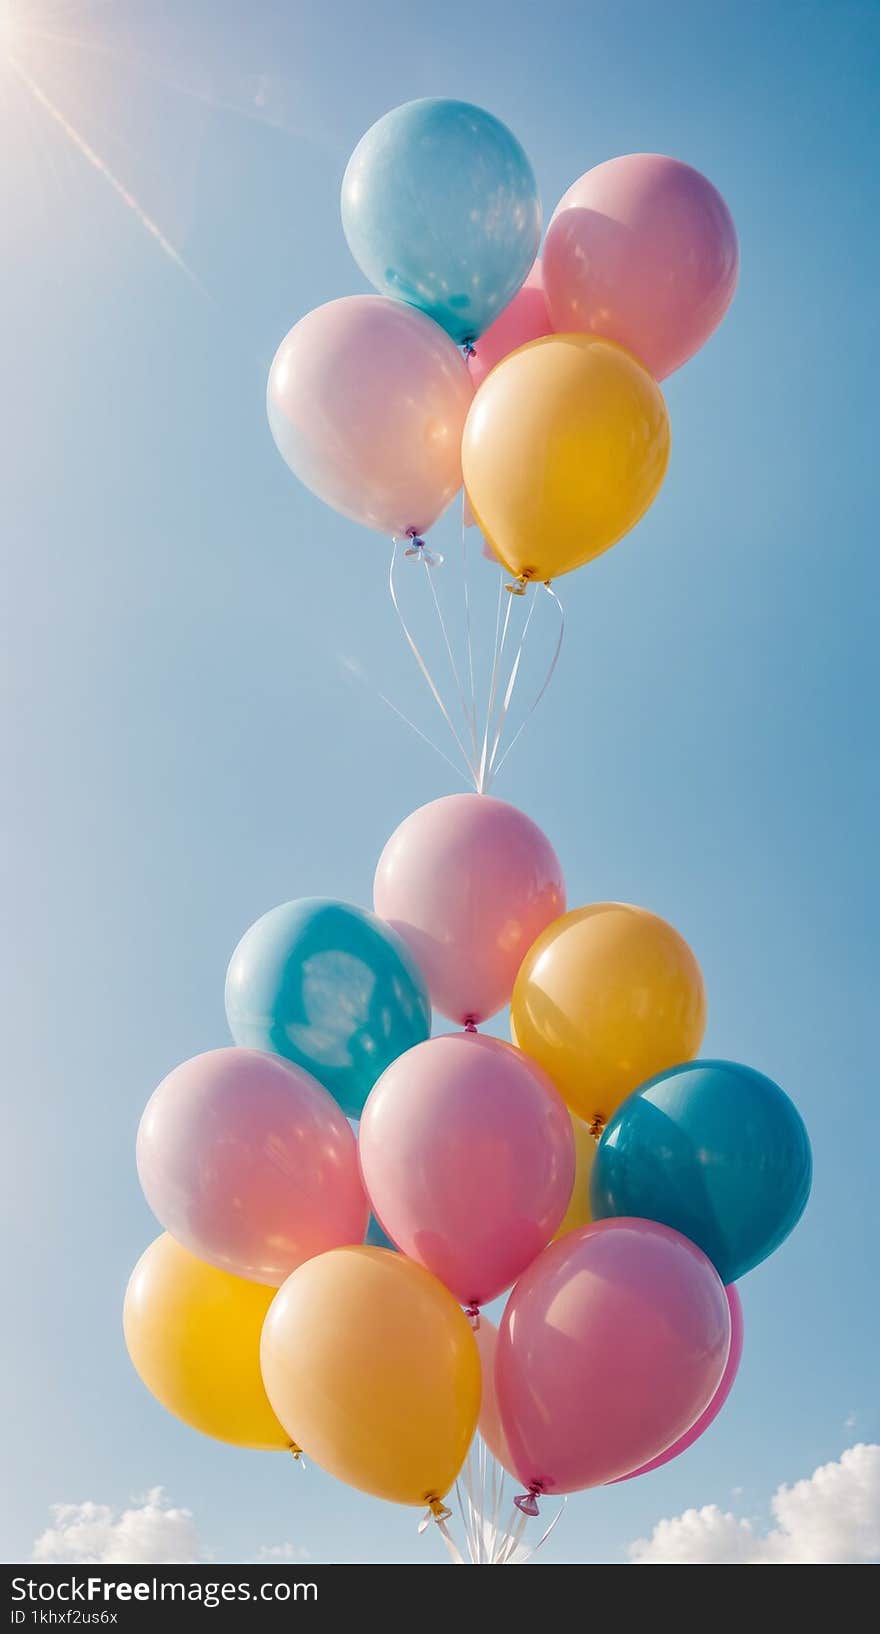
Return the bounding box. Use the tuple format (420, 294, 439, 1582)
(511, 903, 706, 1124)
(553, 1114, 595, 1240)
(123, 1234, 290, 1450)
(260, 1246, 480, 1506)
(462, 334, 670, 582)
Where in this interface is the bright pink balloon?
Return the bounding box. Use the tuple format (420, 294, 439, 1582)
(543, 154, 739, 380)
(359, 1032, 575, 1306)
(137, 1047, 368, 1286)
(373, 794, 565, 1024)
(496, 1218, 731, 1493)
(473, 1318, 517, 1476)
(613, 1284, 743, 1481)
(267, 295, 473, 537)
(468, 261, 554, 391)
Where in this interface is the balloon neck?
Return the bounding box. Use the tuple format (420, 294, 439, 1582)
(464, 1301, 481, 1330)
(288, 1442, 304, 1462)
(514, 1483, 543, 1518)
(589, 1113, 607, 1143)
(418, 1495, 453, 1533)
(463, 1018, 479, 1034)
(505, 569, 534, 596)
(462, 339, 477, 360)
(401, 528, 443, 567)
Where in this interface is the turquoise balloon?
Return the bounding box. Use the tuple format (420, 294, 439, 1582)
(364, 1214, 397, 1252)
(590, 1061, 812, 1284)
(341, 99, 541, 346)
(225, 899, 431, 1119)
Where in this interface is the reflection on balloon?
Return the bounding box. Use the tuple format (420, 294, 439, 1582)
(225, 898, 432, 1119)
(261, 1247, 480, 1505)
(341, 99, 541, 345)
(496, 1219, 731, 1492)
(267, 296, 473, 536)
(137, 1047, 367, 1285)
(359, 1032, 574, 1305)
(123, 1234, 290, 1449)
(463, 335, 670, 583)
(511, 901, 706, 1124)
(591, 1061, 812, 1283)
(374, 793, 565, 1024)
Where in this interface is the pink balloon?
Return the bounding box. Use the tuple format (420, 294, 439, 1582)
(473, 1318, 518, 1476)
(543, 154, 739, 380)
(267, 295, 473, 537)
(496, 1218, 731, 1494)
(373, 794, 565, 1024)
(468, 261, 554, 391)
(359, 1032, 574, 1306)
(613, 1284, 743, 1481)
(137, 1047, 368, 1286)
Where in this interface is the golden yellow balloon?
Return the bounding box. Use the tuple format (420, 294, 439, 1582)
(462, 334, 670, 582)
(511, 903, 707, 1125)
(553, 1114, 595, 1240)
(260, 1246, 480, 1507)
(123, 1233, 290, 1450)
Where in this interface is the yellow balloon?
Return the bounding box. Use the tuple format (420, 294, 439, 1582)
(553, 1114, 595, 1240)
(511, 903, 706, 1126)
(261, 1246, 480, 1507)
(462, 334, 670, 582)
(123, 1234, 290, 1450)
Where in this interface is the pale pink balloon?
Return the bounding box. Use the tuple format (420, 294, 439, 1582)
(473, 1318, 517, 1476)
(613, 1284, 743, 1481)
(543, 154, 739, 380)
(496, 1218, 731, 1494)
(468, 261, 554, 391)
(373, 794, 565, 1024)
(137, 1047, 368, 1286)
(267, 295, 473, 536)
(359, 1033, 575, 1307)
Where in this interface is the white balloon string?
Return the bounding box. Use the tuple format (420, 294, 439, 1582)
(460, 499, 480, 764)
(485, 587, 539, 785)
(421, 551, 479, 769)
(341, 654, 472, 788)
(388, 542, 478, 786)
(434, 1515, 466, 1566)
(489, 583, 565, 784)
(477, 580, 512, 792)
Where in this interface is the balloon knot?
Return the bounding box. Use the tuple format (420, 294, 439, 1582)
(464, 1301, 481, 1330)
(505, 570, 533, 596)
(418, 1495, 453, 1532)
(514, 1483, 543, 1517)
(589, 1113, 607, 1143)
(462, 339, 476, 359)
(402, 528, 443, 567)
(289, 1442, 303, 1461)
(463, 1018, 479, 1034)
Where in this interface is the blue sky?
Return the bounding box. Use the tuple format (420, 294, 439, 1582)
(1, 0, 877, 1566)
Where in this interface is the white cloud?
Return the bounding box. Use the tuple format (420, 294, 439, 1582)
(254, 1542, 311, 1564)
(629, 1444, 880, 1565)
(32, 1489, 202, 1565)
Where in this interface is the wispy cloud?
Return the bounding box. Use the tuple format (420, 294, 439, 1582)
(629, 1444, 880, 1565)
(32, 1489, 202, 1565)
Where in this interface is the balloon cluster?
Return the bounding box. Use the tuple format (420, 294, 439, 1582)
(124, 101, 811, 1559)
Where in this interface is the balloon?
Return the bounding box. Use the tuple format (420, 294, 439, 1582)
(495, 1219, 731, 1493)
(267, 296, 472, 537)
(364, 1213, 396, 1251)
(543, 153, 739, 380)
(468, 261, 553, 390)
(359, 1032, 574, 1306)
(373, 794, 565, 1024)
(614, 1285, 743, 1480)
(123, 1234, 290, 1450)
(341, 99, 541, 346)
(462, 335, 670, 583)
(137, 1047, 367, 1286)
(473, 1319, 517, 1477)
(511, 902, 706, 1125)
(225, 898, 431, 1119)
(590, 1061, 812, 1283)
(261, 1246, 480, 1505)
(553, 1114, 595, 1240)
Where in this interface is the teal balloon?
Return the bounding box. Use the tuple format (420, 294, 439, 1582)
(225, 899, 431, 1119)
(590, 1061, 812, 1284)
(341, 99, 541, 346)
(364, 1214, 397, 1252)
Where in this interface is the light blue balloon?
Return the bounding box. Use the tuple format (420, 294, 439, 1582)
(225, 898, 431, 1119)
(341, 99, 541, 346)
(590, 1060, 812, 1284)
